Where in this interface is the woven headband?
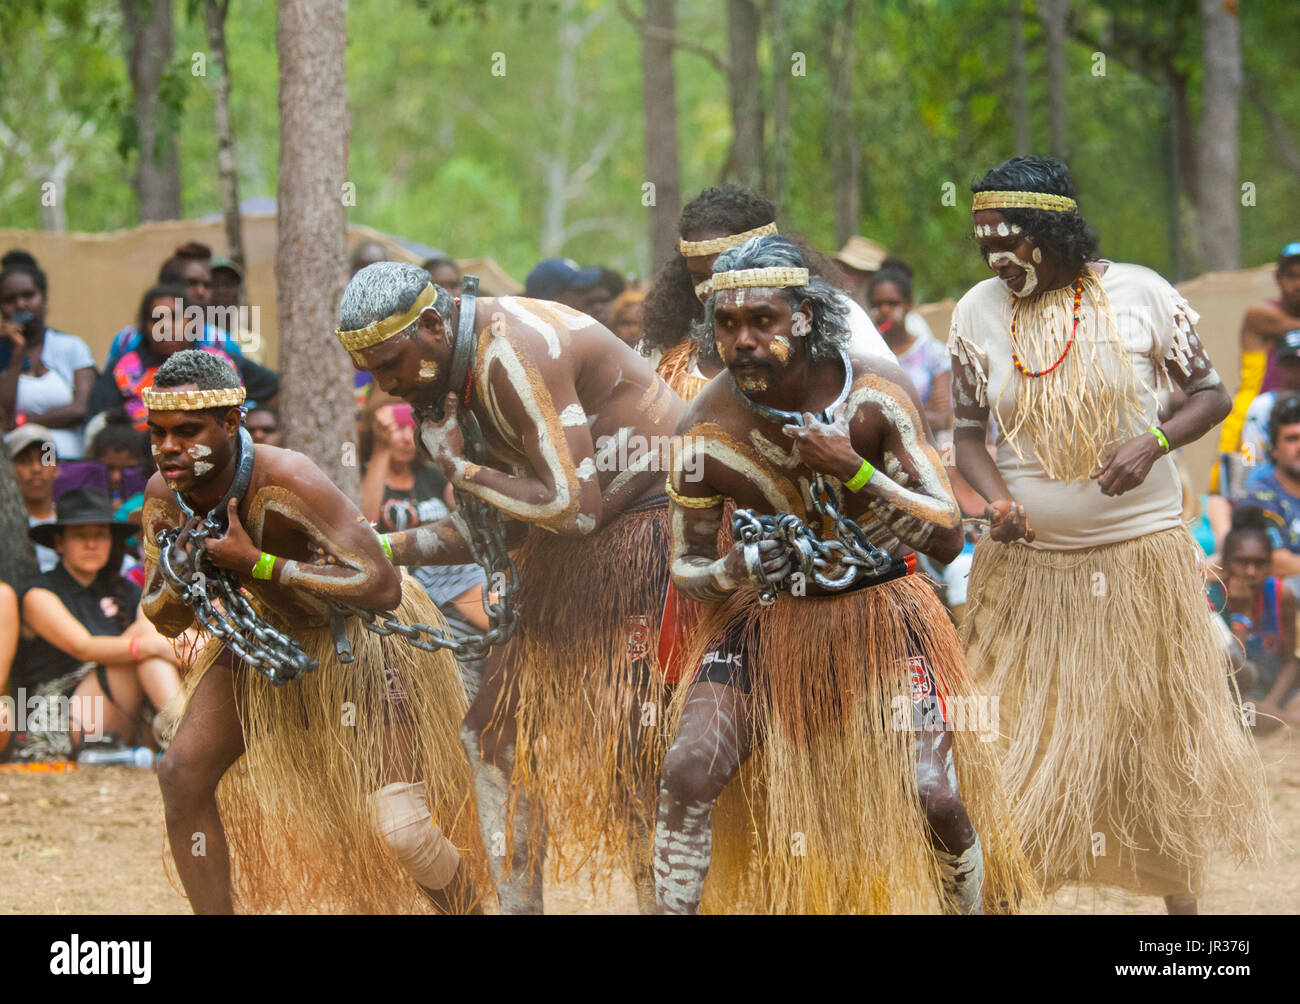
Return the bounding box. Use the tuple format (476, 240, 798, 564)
(142, 386, 246, 411)
(708, 267, 810, 294)
(679, 222, 778, 257)
(335, 283, 439, 353)
(972, 190, 1078, 214)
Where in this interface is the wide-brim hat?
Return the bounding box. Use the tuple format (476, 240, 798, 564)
(29, 487, 135, 548)
(833, 235, 887, 274)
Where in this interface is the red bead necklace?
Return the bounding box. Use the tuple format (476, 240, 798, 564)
(1010, 273, 1084, 378)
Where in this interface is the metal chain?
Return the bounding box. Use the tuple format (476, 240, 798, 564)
(157, 522, 318, 686)
(329, 484, 519, 663)
(154, 276, 522, 679)
(732, 474, 897, 605)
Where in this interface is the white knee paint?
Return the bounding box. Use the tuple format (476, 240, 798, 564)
(936, 834, 985, 915)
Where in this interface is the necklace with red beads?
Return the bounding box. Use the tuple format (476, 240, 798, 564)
(1009, 273, 1084, 378)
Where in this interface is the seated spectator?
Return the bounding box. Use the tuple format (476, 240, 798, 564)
(609, 289, 645, 349)
(245, 405, 283, 447)
(1238, 393, 1300, 591)
(1233, 329, 1300, 495)
(351, 239, 392, 276)
(359, 400, 489, 697)
(14, 488, 181, 759)
(867, 267, 951, 432)
(207, 257, 264, 364)
(0, 252, 96, 458)
(0, 581, 17, 758)
(585, 268, 625, 326)
(878, 256, 939, 343)
(103, 243, 241, 369)
(524, 258, 602, 313)
(832, 234, 887, 306)
(5, 424, 59, 572)
(1208, 507, 1300, 731)
(89, 284, 278, 431)
(421, 256, 462, 295)
(55, 408, 150, 515)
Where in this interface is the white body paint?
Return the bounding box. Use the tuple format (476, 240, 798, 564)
(499, 297, 563, 359)
(560, 403, 587, 427)
(987, 250, 1039, 298)
(192, 460, 213, 476)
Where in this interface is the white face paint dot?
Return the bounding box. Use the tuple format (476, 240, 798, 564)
(1031, 247, 1043, 264)
(1010, 224, 1022, 234)
(996, 222, 1010, 237)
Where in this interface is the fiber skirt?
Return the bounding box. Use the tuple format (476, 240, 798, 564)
(671, 572, 1032, 914)
(962, 525, 1274, 897)
(166, 575, 481, 913)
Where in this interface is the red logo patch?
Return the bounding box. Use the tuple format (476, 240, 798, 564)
(909, 655, 932, 703)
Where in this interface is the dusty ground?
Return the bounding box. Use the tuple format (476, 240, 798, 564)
(1, 730, 1295, 915)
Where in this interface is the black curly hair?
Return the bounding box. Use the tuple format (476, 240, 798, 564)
(0, 248, 48, 296)
(640, 184, 851, 355)
(1222, 505, 1274, 564)
(153, 348, 243, 425)
(867, 267, 913, 303)
(158, 241, 212, 284)
(1268, 392, 1300, 447)
(971, 155, 1100, 269)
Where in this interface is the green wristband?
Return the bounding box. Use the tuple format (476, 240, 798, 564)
(377, 532, 394, 561)
(1149, 425, 1171, 453)
(844, 459, 875, 492)
(251, 551, 277, 580)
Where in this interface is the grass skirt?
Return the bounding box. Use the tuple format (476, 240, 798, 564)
(672, 573, 1032, 914)
(962, 526, 1274, 897)
(507, 502, 671, 882)
(166, 575, 482, 913)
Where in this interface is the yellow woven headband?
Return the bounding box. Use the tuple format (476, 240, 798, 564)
(142, 386, 246, 411)
(972, 190, 1078, 214)
(335, 283, 439, 353)
(679, 222, 778, 257)
(708, 267, 810, 294)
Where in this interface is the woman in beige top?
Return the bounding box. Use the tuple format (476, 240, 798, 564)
(948, 155, 1272, 913)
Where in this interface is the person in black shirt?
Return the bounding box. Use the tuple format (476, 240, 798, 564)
(14, 488, 180, 758)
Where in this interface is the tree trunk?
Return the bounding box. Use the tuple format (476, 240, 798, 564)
(1010, 0, 1031, 154)
(120, 0, 182, 221)
(768, 0, 790, 209)
(640, 0, 682, 271)
(0, 455, 38, 587)
(828, 0, 859, 247)
(275, 0, 356, 498)
(1197, 0, 1242, 271)
(204, 0, 245, 268)
(725, 0, 763, 191)
(1041, 0, 1069, 160)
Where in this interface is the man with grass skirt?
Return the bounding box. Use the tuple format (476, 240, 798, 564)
(140, 349, 480, 914)
(656, 235, 1030, 914)
(337, 262, 684, 913)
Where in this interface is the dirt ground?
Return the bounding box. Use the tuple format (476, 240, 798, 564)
(1, 730, 1295, 915)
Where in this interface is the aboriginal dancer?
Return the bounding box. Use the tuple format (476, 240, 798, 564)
(656, 235, 1029, 914)
(141, 350, 480, 914)
(949, 155, 1273, 912)
(336, 263, 683, 913)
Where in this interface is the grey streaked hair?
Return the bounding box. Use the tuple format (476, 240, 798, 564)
(703, 235, 849, 361)
(338, 261, 454, 342)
